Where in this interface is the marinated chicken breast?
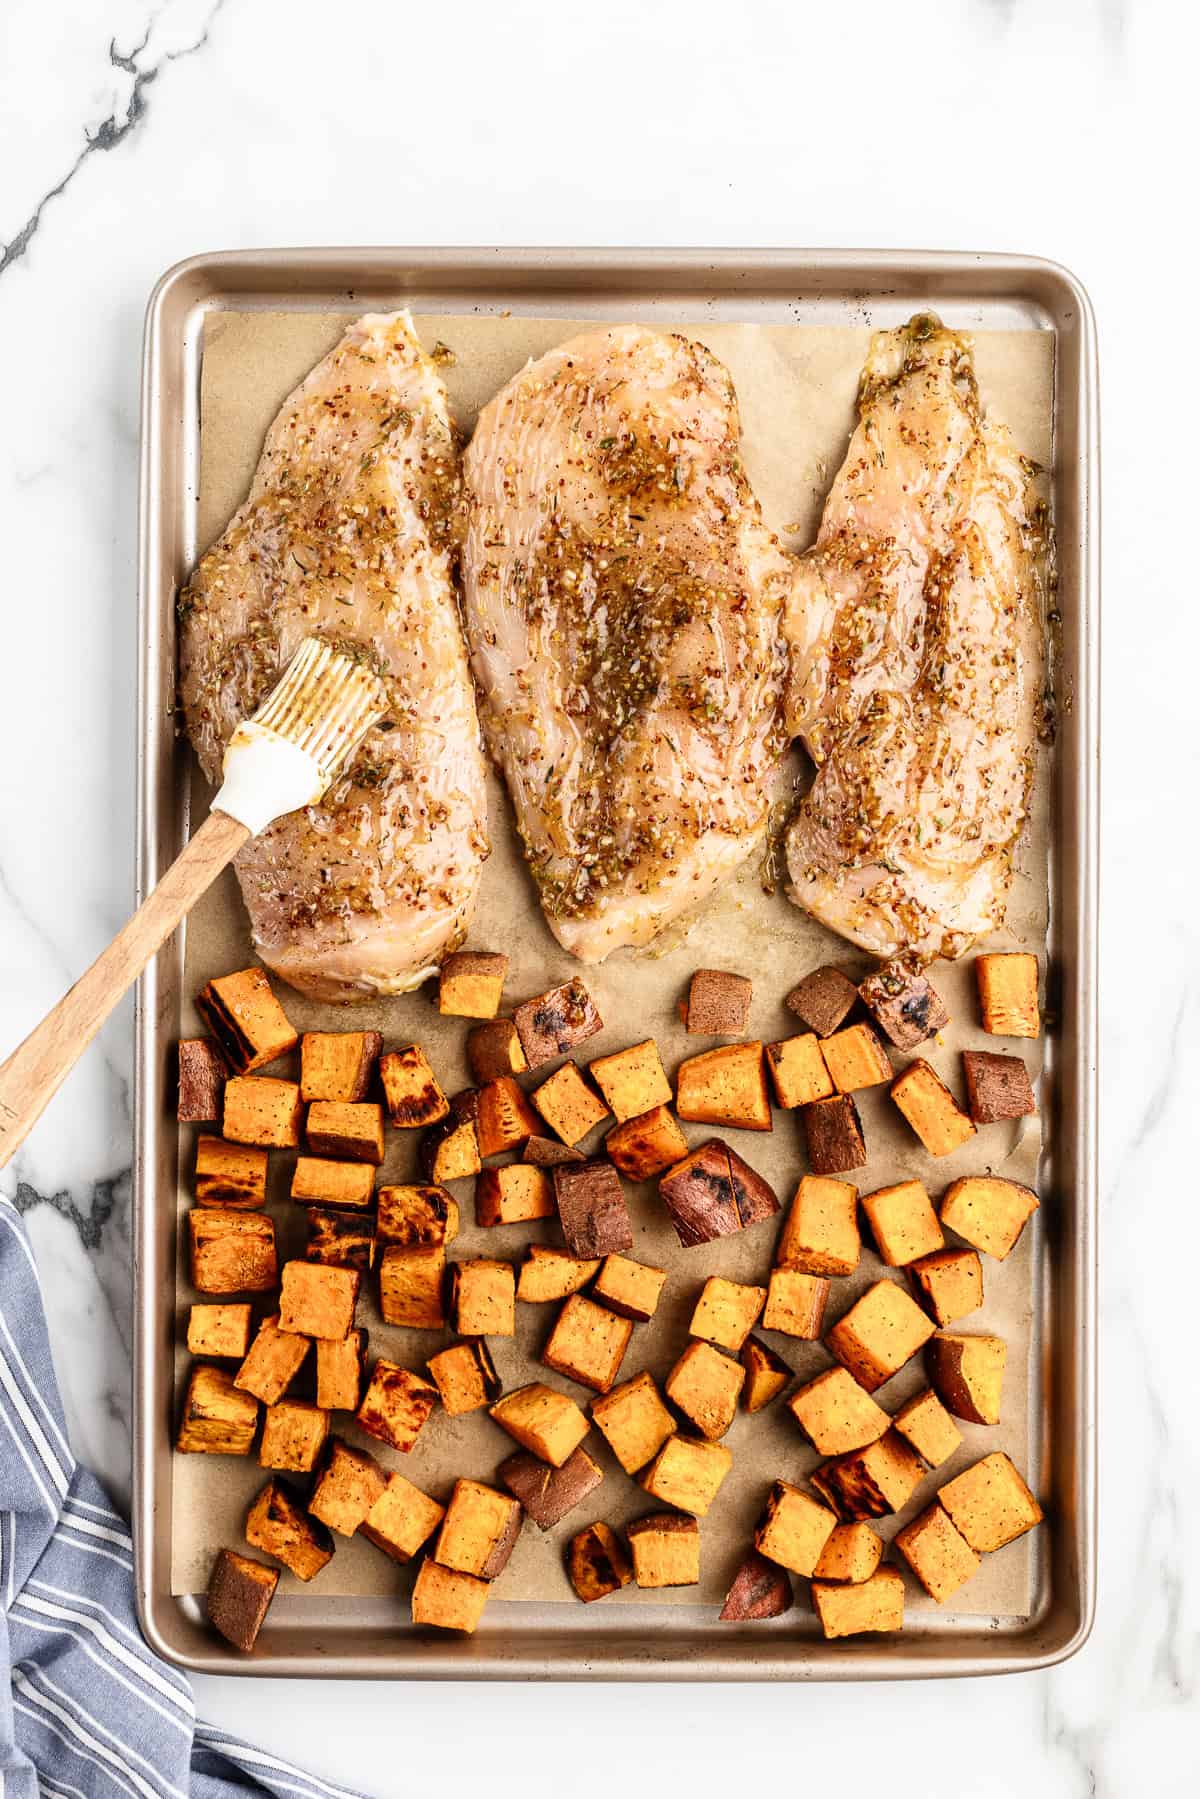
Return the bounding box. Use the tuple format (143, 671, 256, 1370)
(180, 312, 488, 1002)
(461, 326, 792, 962)
(782, 314, 1046, 961)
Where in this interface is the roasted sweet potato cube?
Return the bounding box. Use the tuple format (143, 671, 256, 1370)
(591, 1254, 667, 1322)
(810, 1430, 926, 1521)
(530, 1061, 609, 1147)
(588, 1039, 672, 1121)
(766, 1033, 834, 1109)
(278, 1261, 359, 1341)
(543, 1293, 632, 1394)
(689, 1276, 766, 1352)
(475, 1163, 554, 1227)
(523, 1134, 584, 1168)
(258, 1399, 329, 1473)
(188, 1209, 276, 1294)
(438, 950, 509, 1019)
(187, 1303, 252, 1360)
(306, 1209, 375, 1272)
(940, 1175, 1039, 1260)
(895, 1502, 981, 1602)
(891, 1388, 962, 1468)
(962, 1050, 1037, 1124)
(909, 1247, 983, 1324)
(812, 1521, 884, 1583)
(762, 1268, 830, 1339)
(379, 1244, 445, 1329)
(788, 1367, 889, 1456)
(305, 1101, 385, 1164)
(812, 1566, 904, 1639)
(754, 1481, 838, 1575)
(861, 1179, 945, 1267)
(589, 1371, 675, 1472)
(490, 1381, 591, 1466)
(499, 1446, 603, 1530)
(604, 1105, 688, 1180)
(786, 965, 858, 1037)
(515, 1245, 600, 1304)
(177, 1365, 258, 1455)
(513, 977, 603, 1068)
(801, 1094, 868, 1175)
(426, 1339, 500, 1415)
(447, 1259, 515, 1337)
(741, 1335, 791, 1412)
(234, 1314, 310, 1405)
(315, 1329, 367, 1412)
(178, 1039, 225, 1123)
(420, 1114, 482, 1184)
(245, 1478, 335, 1582)
(676, 1043, 772, 1131)
(859, 958, 950, 1051)
(568, 1521, 633, 1602)
(467, 1018, 528, 1083)
(197, 967, 298, 1074)
(299, 1031, 381, 1103)
(937, 1451, 1043, 1551)
(356, 1359, 439, 1453)
(928, 1331, 1006, 1424)
(775, 1175, 860, 1276)
(360, 1472, 445, 1563)
(411, 1558, 490, 1633)
(719, 1549, 793, 1620)
(826, 1279, 936, 1391)
(975, 952, 1040, 1038)
(627, 1513, 701, 1588)
(665, 1341, 745, 1440)
(194, 1136, 268, 1209)
(291, 1156, 375, 1212)
(553, 1159, 633, 1258)
(891, 1060, 976, 1156)
(473, 1077, 542, 1157)
(207, 1548, 278, 1651)
(638, 1435, 732, 1517)
(658, 1138, 779, 1245)
(436, 1479, 523, 1580)
(819, 1022, 892, 1094)
(307, 1438, 386, 1535)
(378, 1046, 449, 1129)
(686, 968, 753, 1036)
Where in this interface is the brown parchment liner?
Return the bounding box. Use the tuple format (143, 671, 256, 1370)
(170, 311, 1053, 1624)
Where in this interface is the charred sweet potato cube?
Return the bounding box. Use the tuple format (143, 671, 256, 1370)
(360, 1472, 445, 1563)
(786, 965, 859, 1037)
(234, 1314, 310, 1405)
(553, 1159, 633, 1258)
(194, 1136, 268, 1209)
(762, 1269, 830, 1340)
(308, 1438, 386, 1535)
(245, 1478, 335, 1582)
(588, 1039, 672, 1122)
(379, 1244, 445, 1329)
(356, 1359, 439, 1453)
(515, 1245, 600, 1304)
(775, 1175, 860, 1276)
(812, 1566, 904, 1639)
(466, 1077, 540, 1158)
(438, 950, 509, 1019)
(513, 977, 603, 1068)
(859, 958, 950, 1051)
(530, 1062, 609, 1147)
(826, 1279, 936, 1391)
(590, 1371, 675, 1473)
(475, 1163, 554, 1228)
(291, 1156, 375, 1212)
(685, 969, 753, 1036)
(447, 1259, 516, 1337)
(466, 1018, 528, 1083)
(543, 1294, 632, 1394)
(278, 1261, 359, 1341)
(604, 1105, 688, 1180)
(436, 1479, 523, 1580)
(665, 1341, 745, 1440)
(568, 1521, 633, 1602)
(909, 1247, 983, 1325)
(861, 1179, 945, 1267)
(895, 1502, 980, 1603)
(962, 1049, 1037, 1124)
(938, 1451, 1043, 1552)
(258, 1399, 329, 1473)
(627, 1512, 701, 1588)
(819, 1023, 892, 1095)
(928, 1331, 1006, 1424)
(810, 1430, 926, 1521)
(719, 1549, 793, 1620)
(299, 1031, 381, 1104)
(178, 1038, 225, 1123)
(419, 1113, 482, 1184)
(306, 1209, 375, 1272)
(754, 1481, 838, 1575)
(891, 1387, 962, 1468)
(177, 1364, 258, 1456)
(523, 1134, 584, 1168)
(306, 1101, 385, 1164)
(591, 1254, 667, 1322)
(197, 967, 298, 1074)
(741, 1335, 791, 1412)
(187, 1303, 252, 1360)
(426, 1339, 500, 1415)
(499, 1446, 603, 1530)
(812, 1521, 884, 1584)
(207, 1548, 278, 1651)
(379, 1046, 449, 1130)
(638, 1434, 732, 1517)
(788, 1367, 889, 1457)
(315, 1329, 367, 1412)
(975, 952, 1040, 1038)
(940, 1175, 1039, 1260)
(891, 1060, 976, 1156)
(676, 1043, 772, 1132)
(801, 1094, 868, 1175)
(658, 1138, 779, 1245)
(490, 1381, 590, 1466)
(411, 1558, 490, 1633)
(766, 1033, 834, 1109)
(188, 1209, 277, 1294)
(689, 1277, 766, 1352)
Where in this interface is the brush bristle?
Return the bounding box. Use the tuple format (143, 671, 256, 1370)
(251, 639, 388, 780)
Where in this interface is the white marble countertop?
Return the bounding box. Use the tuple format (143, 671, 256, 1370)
(1, 0, 1194, 1792)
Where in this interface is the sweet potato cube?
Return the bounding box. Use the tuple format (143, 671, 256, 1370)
(819, 1022, 893, 1094)
(940, 1175, 1039, 1260)
(975, 952, 1040, 1038)
(813, 1522, 884, 1584)
(552, 1159, 633, 1258)
(890, 1060, 976, 1156)
(590, 1372, 676, 1473)
(676, 1043, 772, 1131)
(754, 1481, 838, 1576)
(775, 1175, 860, 1276)
(207, 1549, 278, 1652)
(194, 1136, 267, 1209)
(891, 1388, 962, 1468)
(604, 1105, 688, 1180)
(499, 1446, 603, 1530)
(786, 965, 859, 1037)
(436, 1479, 523, 1580)
(177, 1039, 225, 1123)
(766, 1032, 834, 1109)
(466, 1018, 528, 1083)
(627, 1513, 701, 1587)
(374, 1185, 455, 1250)
(419, 1114, 482, 1184)
(658, 1138, 779, 1245)
(812, 1566, 904, 1639)
(543, 1294, 632, 1394)
(895, 1502, 981, 1602)
(475, 1163, 554, 1227)
(928, 1331, 1006, 1424)
(909, 1248, 983, 1325)
(197, 967, 297, 1074)
(438, 950, 509, 1019)
(515, 1245, 600, 1304)
(638, 1435, 732, 1517)
(234, 1314, 310, 1405)
(426, 1339, 500, 1415)
(810, 1430, 926, 1521)
(472, 1077, 541, 1157)
(938, 1451, 1043, 1551)
(291, 1156, 375, 1212)
(568, 1521, 633, 1602)
(685, 968, 754, 1036)
(513, 977, 603, 1068)
(305, 1101, 385, 1164)
(801, 1094, 868, 1175)
(411, 1558, 490, 1633)
(258, 1399, 329, 1473)
(188, 1209, 276, 1294)
(306, 1209, 375, 1272)
(665, 1341, 745, 1440)
(861, 1179, 945, 1267)
(588, 1039, 672, 1121)
(689, 1276, 766, 1352)
(718, 1549, 793, 1620)
(447, 1259, 515, 1337)
(245, 1478, 334, 1582)
(859, 958, 949, 1051)
(314, 1329, 367, 1412)
(530, 1061, 609, 1147)
(356, 1359, 439, 1453)
(299, 1031, 381, 1103)
(379, 1244, 445, 1329)
(741, 1335, 791, 1412)
(307, 1439, 386, 1536)
(762, 1268, 830, 1339)
(177, 1365, 258, 1455)
(379, 1046, 448, 1129)
(278, 1261, 359, 1340)
(962, 1050, 1037, 1124)
(788, 1367, 889, 1456)
(826, 1279, 936, 1391)
(591, 1254, 667, 1322)
(360, 1472, 445, 1563)
(523, 1134, 584, 1168)
(490, 1381, 591, 1466)
(187, 1303, 252, 1360)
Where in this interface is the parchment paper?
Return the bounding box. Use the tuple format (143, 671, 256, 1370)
(170, 310, 1054, 1624)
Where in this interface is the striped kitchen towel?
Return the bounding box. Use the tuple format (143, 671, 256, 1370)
(0, 1194, 368, 1798)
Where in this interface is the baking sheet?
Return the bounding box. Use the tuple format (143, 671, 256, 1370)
(170, 310, 1053, 1623)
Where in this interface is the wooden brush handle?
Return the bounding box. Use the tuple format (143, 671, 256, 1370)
(0, 810, 250, 1170)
